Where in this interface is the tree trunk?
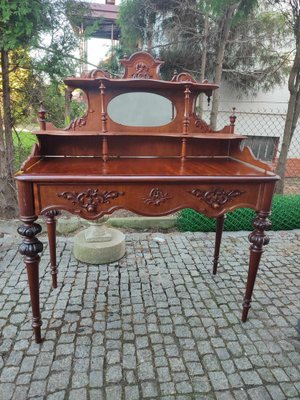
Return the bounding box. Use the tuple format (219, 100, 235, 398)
(198, 14, 208, 118)
(275, 16, 300, 194)
(210, 2, 240, 130)
(0, 49, 18, 218)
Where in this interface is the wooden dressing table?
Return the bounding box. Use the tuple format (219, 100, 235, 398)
(15, 52, 279, 343)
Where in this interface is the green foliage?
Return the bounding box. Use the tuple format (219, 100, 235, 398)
(13, 129, 37, 170)
(223, 10, 291, 94)
(177, 195, 300, 232)
(0, 0, 43, 50)
(0, 1, 91, 130)
(118, 0, 292, 94)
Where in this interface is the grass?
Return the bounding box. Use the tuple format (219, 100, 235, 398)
(13, 128, 37, 170)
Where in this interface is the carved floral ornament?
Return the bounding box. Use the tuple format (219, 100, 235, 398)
(131, 62, 151, 79)
(57, 188, 124, 213)
(189, 188, 244, 209)
(143, 188, 172, 206)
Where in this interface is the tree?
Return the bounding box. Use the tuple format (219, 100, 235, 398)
(118, 0, 290, 127)
(270, 0, 300, 194)
(0, 0, 84, 218)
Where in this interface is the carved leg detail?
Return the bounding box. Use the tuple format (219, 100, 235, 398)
(45, 210, 60, 289)
(18, 219, 44, 343)
(213, 214, 225, 275)
(242, 211, 271, 322)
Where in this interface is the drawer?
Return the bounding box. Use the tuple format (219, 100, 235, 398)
(34, 182, 260, 219)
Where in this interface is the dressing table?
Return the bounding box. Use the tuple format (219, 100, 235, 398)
(15, 52, 279, 343)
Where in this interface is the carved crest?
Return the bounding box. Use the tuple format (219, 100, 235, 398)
(171, 72, 197, 83)
(189, 188, 244, 209)
(132, 62, 151, 79)
(58, 188, 124, 213)
(120, 52, 164, 80)
(143, 188, 172, 206)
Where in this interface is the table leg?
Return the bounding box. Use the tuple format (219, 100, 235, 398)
(242, 211, 271, 322)
(213, 214, 225, 275)
(18, 218, 44, 343)
(45, 210, 59, 289)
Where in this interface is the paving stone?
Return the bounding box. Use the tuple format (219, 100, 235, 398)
(28, 380, 47, 397)
(208, 371, 229, 390)
(160, 381, 176, 395)
(240, 370, 263, 385)
(247, 386, 272, 400)
(124, 385, 140, 400)
(266, 384, 286, 400)
(72, 372, 89, 388)
(176, 381, 193, 394)
(106, 365, 122, 383)
(0, 232, 299, 400)
(16, 373, 31, 385)
(69, 388, 87, 400)
(89, 389, 104, 400)
(234, 357, 252, 370)
(216, 392, 235, 400)
(106, 385, 122, 399)
(106, 349, 121, 364)
(202, 354, 221, 371)
(12, 386, 28, 400)
(158, 367, 172, 382)
(20, 356, 35, 373)
(271, 367, 291, 382)
(6, 351, 23, 366)
(192, 376, 211, 393)
(47, 371, 71, 393)
(141, 381, 158, 398)
(279, 382, 299, 397)
(51, 356, 72, 371)
(138, 362, 155, 381)
(0, 367, 19, 383)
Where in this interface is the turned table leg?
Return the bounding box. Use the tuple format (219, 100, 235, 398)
(242, 211, 272, 322)
(45, 210, 59, 289)
(213, 214, 225, 275)
(18, 218, 44, 343)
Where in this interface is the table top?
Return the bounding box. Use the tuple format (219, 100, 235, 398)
(16, 156, 278, 183)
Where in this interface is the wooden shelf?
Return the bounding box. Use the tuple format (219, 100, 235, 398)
(33, 130, 246, 139)
(64, 77, 219, 93)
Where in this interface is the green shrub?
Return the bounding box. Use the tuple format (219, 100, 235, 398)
(177, 195, 300, 232)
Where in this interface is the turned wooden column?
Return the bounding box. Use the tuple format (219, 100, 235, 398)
(18, 218, 43, 343)
(44, 210, 60, 289)
(213, 214, 225, 275)
(242, 211, 272, 322)
(17, 182, 44, 343)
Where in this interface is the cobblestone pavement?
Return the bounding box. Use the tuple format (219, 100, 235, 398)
(0, 229, 299, 400)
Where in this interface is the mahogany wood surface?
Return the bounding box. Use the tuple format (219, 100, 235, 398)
(15, 51, 279, 343)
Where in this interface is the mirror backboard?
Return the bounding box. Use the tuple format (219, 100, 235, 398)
(107, 92, 176, 127)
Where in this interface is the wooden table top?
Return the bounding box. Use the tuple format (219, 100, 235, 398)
(17, 156, 277, 183)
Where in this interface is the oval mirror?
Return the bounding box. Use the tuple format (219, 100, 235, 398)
(107, 92, 176, 127)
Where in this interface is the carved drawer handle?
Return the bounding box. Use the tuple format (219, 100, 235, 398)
(143, 188, 172, 206)
(57, 188, 124, 213)
(189, 188, 244, 209)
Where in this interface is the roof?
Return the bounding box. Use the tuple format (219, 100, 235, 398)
(74, 2, 120, 40)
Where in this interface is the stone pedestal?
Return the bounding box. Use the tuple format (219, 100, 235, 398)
(73, 218, 125, 264)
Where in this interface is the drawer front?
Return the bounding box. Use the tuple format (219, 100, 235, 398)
(34, 182, 260, 219)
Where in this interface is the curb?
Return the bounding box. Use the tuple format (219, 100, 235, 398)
(0, 216, 177, 236)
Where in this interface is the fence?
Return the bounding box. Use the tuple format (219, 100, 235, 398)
(203, 107, 300, 194)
